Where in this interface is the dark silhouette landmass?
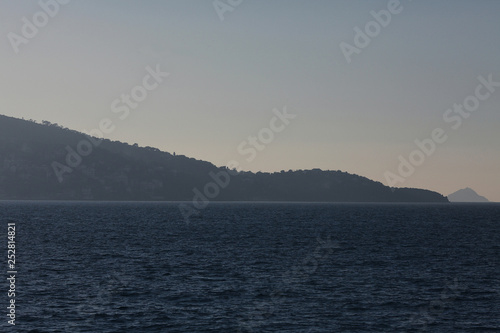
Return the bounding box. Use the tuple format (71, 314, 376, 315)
(0, 114, 448, 202)
(448, 187, 489, 202)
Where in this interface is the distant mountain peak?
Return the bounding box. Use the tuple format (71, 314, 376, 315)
(448, 187, 489, 202)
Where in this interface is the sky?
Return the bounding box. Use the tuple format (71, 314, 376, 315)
(0, 0, 499, 201)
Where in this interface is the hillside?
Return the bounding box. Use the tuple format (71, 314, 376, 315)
(0, 114, 448, 202)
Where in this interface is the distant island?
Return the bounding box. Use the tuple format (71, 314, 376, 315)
(448, 188, 489, 202)
(0, 114, 448, 202)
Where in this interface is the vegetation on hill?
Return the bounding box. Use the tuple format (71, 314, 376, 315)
(0, 114, 448, 202)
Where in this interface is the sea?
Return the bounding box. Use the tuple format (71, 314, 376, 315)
(1, 201, 499, 332)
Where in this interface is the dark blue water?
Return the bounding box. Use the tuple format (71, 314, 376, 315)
(1, 202, 499, 332)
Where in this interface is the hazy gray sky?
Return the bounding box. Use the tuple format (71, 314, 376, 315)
(1, 0, 499, 201)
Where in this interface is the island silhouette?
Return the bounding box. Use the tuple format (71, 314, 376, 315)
(448, 187, 489, 202)
(0, 114, 448, 202)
